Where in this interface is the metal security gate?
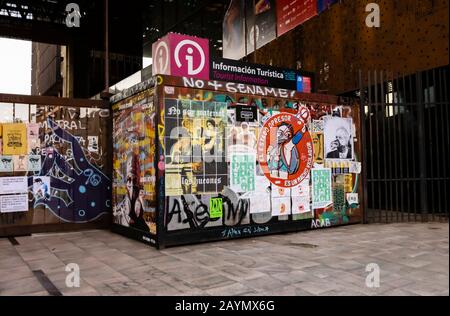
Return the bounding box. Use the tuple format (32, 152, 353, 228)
(359, 67, 449, 223)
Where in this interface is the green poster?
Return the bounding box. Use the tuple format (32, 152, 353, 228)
(230, 153, 256, 193)
(312, 168, 332, 209)
(210, 198, 223, 219)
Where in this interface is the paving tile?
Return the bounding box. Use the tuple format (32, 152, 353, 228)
(0, 223, 447, 296)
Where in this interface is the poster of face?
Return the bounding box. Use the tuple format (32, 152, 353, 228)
(0, 156, 13, 172)
(324, 116, 354, 160)
(13, 155, 28, 172)
(164, 99, 227, 195)
(32, 176, 51, 200)
(257, 113, 314, 188)
(227, 120, 259, 156)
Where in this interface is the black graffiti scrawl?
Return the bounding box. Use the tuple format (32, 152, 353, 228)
(28, 119, 111, 223)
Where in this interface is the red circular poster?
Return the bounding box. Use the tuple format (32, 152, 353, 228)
(257, 113, 313, 188)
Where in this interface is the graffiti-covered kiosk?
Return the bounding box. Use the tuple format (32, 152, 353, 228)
(111, 72, 363, 249)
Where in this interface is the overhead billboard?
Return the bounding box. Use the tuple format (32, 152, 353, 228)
(277, 0, 318, 36)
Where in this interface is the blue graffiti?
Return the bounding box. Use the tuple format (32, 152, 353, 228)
(28, 118, 111, 223)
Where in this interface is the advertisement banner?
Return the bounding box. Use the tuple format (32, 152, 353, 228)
(317, 0, 338, 13)
(223, 0, 277, 60)
(246, 0, 277, 54)
(277, 0, 318, 36)
(211, 58, 314, 92)
(223, 0, 246, 60)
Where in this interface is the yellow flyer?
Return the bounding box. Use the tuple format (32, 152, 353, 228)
(2, 123, 28, 155)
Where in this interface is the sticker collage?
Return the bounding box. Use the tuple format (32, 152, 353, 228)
(159, 85, 362, 236)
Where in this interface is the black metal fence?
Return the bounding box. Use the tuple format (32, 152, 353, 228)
(359, 67, 449, 223)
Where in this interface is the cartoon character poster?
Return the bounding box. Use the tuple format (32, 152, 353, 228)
(257, 113, 313, 188)
(2, 123, 27, 155)
(0, 156, 13, 172)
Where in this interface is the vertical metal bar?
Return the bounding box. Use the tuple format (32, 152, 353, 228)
(416, 72, 428, 222)
(392, 72, 399, 222)
(367, 71, 376, 220)
(432, 68, 441, 221)
(408, 73, 418, 221)
(425, 69, 434, 220)
(373, 71, 383, 222)
(401, 73, 409, 222)
(359, 70, 369, 224)
(379, 71, 390, 222)
(441, 67, 450, 219)
(440, 67, 448, 221)
(397, 72, 404, 222)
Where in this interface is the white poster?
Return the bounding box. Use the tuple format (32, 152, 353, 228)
(271, 185, 290, 198)
(291, 177, 310, 197)
(249, 176, 271, 214)
(324, 116, 354, 160)
(292, 198, 311, 214)
(0, 177, 28, 195)
(28, 155, 42, 172)
(0, 194, 29, 213)
(88, 136, 99, 153)
(32, 177, 51, 200)
(349, 161, 362, 174)
(272, 197, 291, 216)
(347, 193, 359, 205)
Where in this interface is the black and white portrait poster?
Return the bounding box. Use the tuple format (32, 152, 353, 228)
(324, 116, 354, 160)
